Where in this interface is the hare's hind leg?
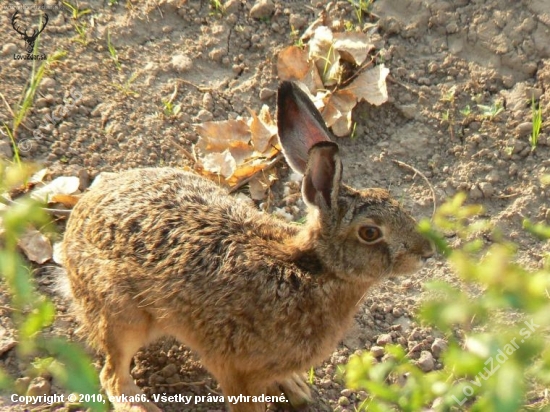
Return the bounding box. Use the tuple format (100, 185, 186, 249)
(99, 315, 161, 412)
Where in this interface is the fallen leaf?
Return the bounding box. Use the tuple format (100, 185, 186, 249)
(52, 241, 64, 265)
(201, 149, 236, 178)
(322, 89, 357, 136)
(333, 32, 374, 65)
(30, 176, 80, 204)
(18, 228, 53, 264)
(249, 105, 278, 153)
(277, 46, 311, 82)
(51, 194, 80, 207)
(308, 26, 340, 86)
(345, 64, 390, 106)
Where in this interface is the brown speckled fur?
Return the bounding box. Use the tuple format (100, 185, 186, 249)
(62, 82, 434, 412)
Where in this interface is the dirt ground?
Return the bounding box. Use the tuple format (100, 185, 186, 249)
(0, 0, 549, 411)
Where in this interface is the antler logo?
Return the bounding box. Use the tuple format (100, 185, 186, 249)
(11, 10, 49, 54)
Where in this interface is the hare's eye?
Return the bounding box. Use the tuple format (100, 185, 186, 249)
(358, 225, 383, 243)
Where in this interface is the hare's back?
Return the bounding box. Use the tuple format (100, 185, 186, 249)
(64, 167, 250, 263)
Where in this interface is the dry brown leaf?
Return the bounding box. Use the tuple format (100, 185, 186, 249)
(277, 46, 311, 82)
(195, 119, 251, 154)
(249, 105, 278, 153)
(18, 228, 52, 264)
(51, 194, 80, 207)
(30, 176, 80, 204)
(322, 89, 357, 136)
(345, 64, 390, 106)
(333, 32, 374, 65)
(308, 26, 340, 87)
(201, 149, 236, 178)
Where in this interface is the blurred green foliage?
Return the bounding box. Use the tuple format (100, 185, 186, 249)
(346, 192, 550, 411)
(0, 163, 104, 411)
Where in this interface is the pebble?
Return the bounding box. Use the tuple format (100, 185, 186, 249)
(259, 87, 276, 100)
(250, 0, 274, 19)
(416, 351, 435, 372)
(376, 333, 393, 345)
(340, 389, 352, 397)
(370, 346, 384, 358)
(516, 122, 533, 138)
(27, 377, 51, 397)
(15, 377, 31, 394)
(431, 338, 448, 358)
(224, 0, 240, 13)
(479, 181, 494, 198)
(161, 363, 178, 378)
(1, 43, 17, 55)
(469, 186, 483, 199)
(338, 396, 350, 406)
(0, 141, 13, 159)
(171, 54, 193, 73)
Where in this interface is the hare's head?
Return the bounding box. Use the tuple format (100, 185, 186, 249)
(277, 81, 434, 284)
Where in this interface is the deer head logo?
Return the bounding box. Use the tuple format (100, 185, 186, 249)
(11, 10, 49, 54)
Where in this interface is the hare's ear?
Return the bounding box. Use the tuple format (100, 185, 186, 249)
(277, 81, 333, 174)
(303, 142, 342, 210)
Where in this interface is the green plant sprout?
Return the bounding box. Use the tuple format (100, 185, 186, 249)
(0, 165, 103, 411)
(530, 96, 542, 150)
(478, 101, 504, 120)
(308, 366, 314, 385)
(63, 1, 91, 19)
(347, 0, 373, 25)
(72, 22, 88, 45)
(0, 45, 66, 163)
(460, 104, 472, 116)
(107, 30, 121, 71)
(110, 72, 139, 97)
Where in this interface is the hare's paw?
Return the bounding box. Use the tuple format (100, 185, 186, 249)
(268, 373, 312, 410)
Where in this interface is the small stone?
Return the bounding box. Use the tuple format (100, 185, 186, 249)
(376, 333, 393, 345)
(171, 54, 193, 73)
(2, 43, 17, 55)
(0, 141, 13, 159)
(15, 377, 31, 395)
(161, 363, 178, 378)
(195, 109, 213, 122)
(370, 345, 384, 358)
(469, 186, 483, 199)
(399, 104, 417, 119)
(479, 181, 494, 198)
(224, 0, 241, 14)
(40, 77, 56, 89)
(416, 351, 435, 372)
(249, 0, 274, 19)
(338, 396, 350, 406)
(340, 389, 352, 397)
(289, 13, 307, 30)
(259, 88, 275, 100)
(431, 338, 448, 358)
(516, 122, 533, 138)
(26, 377, 51, 397)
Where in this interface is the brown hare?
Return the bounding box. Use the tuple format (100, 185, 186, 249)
(62, 81, 434, 412)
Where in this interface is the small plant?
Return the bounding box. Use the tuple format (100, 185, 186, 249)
(344, 20, 355, 32)
(0, 49, 66, 161)
(350, 121, 358, 139)
(72, 22, 88, 45)
(110, 72, 139, 97)
(530, 96, 542, 150)
(478, 101, 504, 120)
(63, 1, 91, 20)
(162, 100, 181, 117)
(106, 30, 121, 71)
(308, 366, 314, 385)
(209, 0, 224, 16)
(460, 104, 472, 116)
(348, 0, 373, 25)
(0, 164, 102, 411)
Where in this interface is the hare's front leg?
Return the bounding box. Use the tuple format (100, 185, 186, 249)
(267, 373, 313, 410)
(100, 318, 160, 412)
(209, 366, 266, 412)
